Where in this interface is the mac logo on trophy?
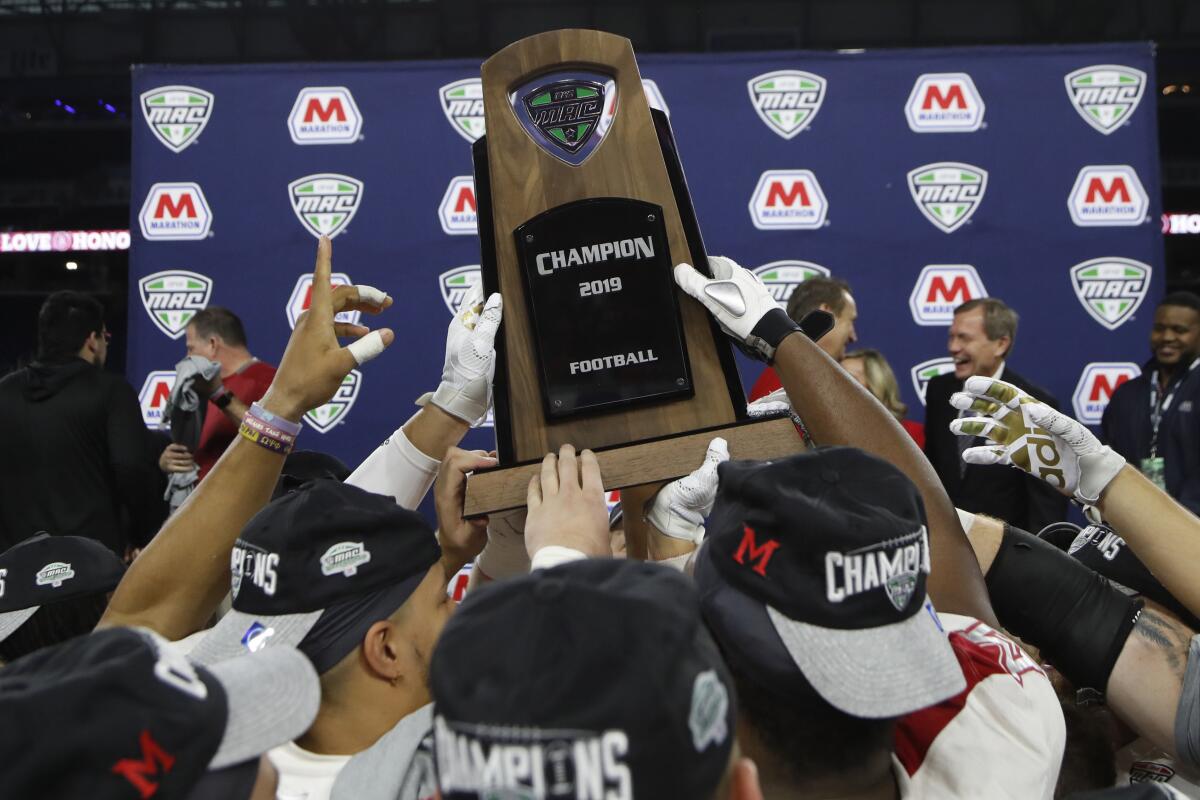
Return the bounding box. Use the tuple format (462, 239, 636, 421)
(464, 30, 805, 545)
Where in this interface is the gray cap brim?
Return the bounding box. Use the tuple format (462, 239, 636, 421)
(0, 606, 39, 644)
(331, 704, 434, 800)
(767, 599, 966, 718)
(189, 608, 322, 667)
(206, 646, 321, 769)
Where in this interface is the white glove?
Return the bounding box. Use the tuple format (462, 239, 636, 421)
(426, 283, 502, 426)
(646, 438, 729, 542)
(949, 376, 1125, 508)
(674, 256, 800, 362)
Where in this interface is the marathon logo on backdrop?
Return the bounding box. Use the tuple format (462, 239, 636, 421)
(910, 357, 956, 405)
(140, 85, 214, 153)
(35, 562, 74, 589)
(1064, 65, 1147, 135)
(288, 173, 363, 239)
(287, 87, 362, 144)
(138, 371, 176, 428)
(907, 162, 987, 233)
(439, 266, 482, 315)
(1068, 165, 1149, 226)
(138, 270, 213, 340)
(285, 272, 361, 329)
(439, 78, 486, 143)
(751, 260, 831, 308)
(908, 265, 987, 326)
(305, 369, 362, 433)
(230, 541, 279, 599)
(438, 176, 477, 235)
(138, 183, 213, 241)
(1070, 257, 1152, 330)
(749, 170, 828, 230)
(434, 715, 633, 799)
(904, 73, 985, 132)
(747, 70, 826, 139)
(1072, 362, 1141, 425)
(535, 237, 654, 276)
(825, 526, 930, 611)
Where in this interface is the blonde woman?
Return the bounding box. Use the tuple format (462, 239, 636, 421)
(842, 348, 925, 448)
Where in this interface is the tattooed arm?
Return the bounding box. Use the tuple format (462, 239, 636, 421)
(1106, 600, 1195, 755)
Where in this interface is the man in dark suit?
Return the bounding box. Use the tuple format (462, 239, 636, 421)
(924, 298, 1067, 532)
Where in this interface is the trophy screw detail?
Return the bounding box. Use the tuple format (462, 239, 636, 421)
(676, 378, 686, 386)
(525, 234, 534, 243)
(646, 214, 656, 222)
(553, 399, 563, 408)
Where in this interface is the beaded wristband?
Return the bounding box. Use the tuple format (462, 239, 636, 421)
(238, 402, 301, 455)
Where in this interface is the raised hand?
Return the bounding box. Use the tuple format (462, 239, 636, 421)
(429, 281, 503, 426)
(260, 236, 394, 422)
(950, 376, 1125, 506)
(524, 444, 610, 560)
(646, 437, 729, 543)
(673, 256, 799, 362)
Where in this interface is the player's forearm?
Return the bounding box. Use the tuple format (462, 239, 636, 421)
(1100, 466, 1200, 618)
(98, 428, 285, 639)
(403, 404, 469, 462)
(772, 333, 997, 626)
(346, 407, 466, 509)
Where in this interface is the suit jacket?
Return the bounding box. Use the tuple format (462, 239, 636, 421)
(923, 367, 1068, 532)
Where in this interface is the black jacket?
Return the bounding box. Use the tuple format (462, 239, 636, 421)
(923, 366, 1068, 532)
(0, 359, 164, 553)
(1102, 358, 1200, 516)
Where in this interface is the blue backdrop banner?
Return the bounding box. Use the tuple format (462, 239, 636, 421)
(128, 42, 1163, 481)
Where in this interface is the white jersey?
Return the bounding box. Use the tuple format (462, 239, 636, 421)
(270, 741, 350, 800)
(894, 614, 1066, 799)
(270, 705, 434, 800)
(1116, 739, 1200, 797)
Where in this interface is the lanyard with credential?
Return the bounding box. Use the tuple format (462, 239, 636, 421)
(1148, 356, 1200, 457)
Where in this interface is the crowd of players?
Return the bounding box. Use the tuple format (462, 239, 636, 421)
(1, 236, 1200, 799)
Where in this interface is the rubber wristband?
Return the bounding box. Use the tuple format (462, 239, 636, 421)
(241, 413, 297, 448)
(239, 421, 294, 455)
(248, 402, 302, 437)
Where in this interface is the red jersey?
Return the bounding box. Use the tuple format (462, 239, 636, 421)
(196, 360, 276, 478)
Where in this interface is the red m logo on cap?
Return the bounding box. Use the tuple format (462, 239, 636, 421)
(112, 730, 175, 798)
(734, 525, 780, 576)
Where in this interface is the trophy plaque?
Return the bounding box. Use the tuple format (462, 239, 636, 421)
(464, 29, 806, 521)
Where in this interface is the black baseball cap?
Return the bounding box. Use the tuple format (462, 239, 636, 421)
(190, 479, 441, 672)
(0, 625, 318, 799)
(431, 558, 736, 799)
(0, 532, 126, 643)
(696, 447, 965, 718)
(272, 450, 352, 502)
(1061, 523, 1200, 628)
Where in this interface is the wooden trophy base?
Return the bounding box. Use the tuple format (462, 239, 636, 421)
(464, 415, 804, 517)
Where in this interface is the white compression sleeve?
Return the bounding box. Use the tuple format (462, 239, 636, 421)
(346, 427, 440, 509)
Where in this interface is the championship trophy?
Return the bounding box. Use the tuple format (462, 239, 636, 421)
(464, 30, 809, 549)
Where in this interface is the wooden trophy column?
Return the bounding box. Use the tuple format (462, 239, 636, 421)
(465, 29, 804, 517)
